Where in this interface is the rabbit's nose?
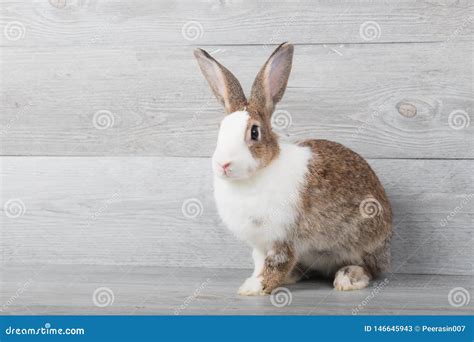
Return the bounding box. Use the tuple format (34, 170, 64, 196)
(220, 162, 232, 174)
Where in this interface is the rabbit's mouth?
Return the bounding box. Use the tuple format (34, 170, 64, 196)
(214, 165, 238, 180)
(215, 167, 232, 179)
(212, 160, 257, 181)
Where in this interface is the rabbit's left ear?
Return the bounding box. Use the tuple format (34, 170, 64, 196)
(249, 42, 294, 117)
(194, 48, 247, 114)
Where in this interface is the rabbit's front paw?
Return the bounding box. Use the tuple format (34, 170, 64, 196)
(238, 276, 265, 296)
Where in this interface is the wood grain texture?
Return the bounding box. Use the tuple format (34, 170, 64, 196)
(0, 1, 473, 281)
(1, 43, 472, 158)
(1, 0, 473, 47)
(1, 157, 472, 275)
(1, 264, 472, 315)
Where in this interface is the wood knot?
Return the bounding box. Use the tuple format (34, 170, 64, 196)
(49, 0, 66, 9)
(396, 102, 417, 118)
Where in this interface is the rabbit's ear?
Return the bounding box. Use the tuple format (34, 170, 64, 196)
(194, 48, 247, 114)
(249, 42, 294, 116)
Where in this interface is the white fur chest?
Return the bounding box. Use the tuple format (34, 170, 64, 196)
(214, 143, 312, 251)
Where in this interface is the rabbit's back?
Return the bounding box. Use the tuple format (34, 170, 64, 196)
(294, 139, 392, 274)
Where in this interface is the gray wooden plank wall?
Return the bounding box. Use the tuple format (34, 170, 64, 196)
(0, 1, 473, 275)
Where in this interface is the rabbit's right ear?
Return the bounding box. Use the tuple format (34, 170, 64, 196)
(249, 42, 294, 117)
(194, 49, 247, 114)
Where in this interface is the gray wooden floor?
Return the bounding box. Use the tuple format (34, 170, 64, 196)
(1, 264, 472, 315)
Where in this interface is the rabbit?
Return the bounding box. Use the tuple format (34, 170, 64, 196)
(194, 42, 392, 296)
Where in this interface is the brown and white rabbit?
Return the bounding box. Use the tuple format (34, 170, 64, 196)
(194, 43, 392, 296)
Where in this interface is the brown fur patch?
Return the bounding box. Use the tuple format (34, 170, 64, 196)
(295, 139, 392, 277)
(194, 48, 247, 114)
(241, 42, 294, 170)
(249, 42, 294, 116)
(244, 107, 280, 169)
(261, 242, 296, 294)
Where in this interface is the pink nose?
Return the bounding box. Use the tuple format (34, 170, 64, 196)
(221, 162, 231, 173)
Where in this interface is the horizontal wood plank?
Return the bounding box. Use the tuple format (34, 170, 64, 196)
(1, 156, 472, 275)
(1, 0, 473, 47)
(1, 43, 472, 158)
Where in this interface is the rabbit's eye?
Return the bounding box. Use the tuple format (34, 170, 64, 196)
(250, 125, 260, 141)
